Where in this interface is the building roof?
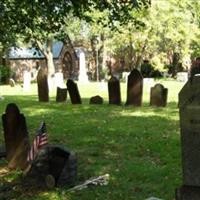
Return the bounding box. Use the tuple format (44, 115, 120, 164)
(8, 41, 63, 59)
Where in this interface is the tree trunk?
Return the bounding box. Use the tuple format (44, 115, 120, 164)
(36, 39, 55, 90)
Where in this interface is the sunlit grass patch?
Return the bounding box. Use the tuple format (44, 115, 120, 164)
(0, 80, 184, 199)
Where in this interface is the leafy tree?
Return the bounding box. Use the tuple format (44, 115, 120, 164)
(0, 0, 148, 84)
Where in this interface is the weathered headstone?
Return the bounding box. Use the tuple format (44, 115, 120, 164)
(2, 103, 30, 169)
(56, 87, 67, 103)
(23, 70, 31, 92)
(150, 84, 168, 107)
(9, 78, 15, 87)
(176, 76, 200, 200)
(108, 76, 121, 105)
(37, 67, 49, 102)
(26, 145, 77, 187)
(89, 95, 103, 104)
(67, 79, 82, 104)
(125, 69, 143, 106)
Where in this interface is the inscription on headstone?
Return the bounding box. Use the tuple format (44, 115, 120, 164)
(108, 76, 121, 105)
(37, 67, 49, 102)
(150, 84, 168, 107)
(56, 87, 67, 103)
(67, 79, 82, 104)
(125, 69, 143, 106)
(176, 76, 200, 199)
(2, 103, 30, 170)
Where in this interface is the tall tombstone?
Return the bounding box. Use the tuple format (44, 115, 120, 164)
(108, 76, 121, 105)
(176, 76, 200, 200)
(56, 87, 67, 103)
(125, 69, 143, 106)
(23, 70, 31, 92)
(150, 84, 168, 107)
(67, 79, 82, 104)
(37, 67, 49, 102)
(2, 103, 30, 170)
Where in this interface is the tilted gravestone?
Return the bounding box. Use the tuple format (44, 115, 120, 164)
(2, 103, 30, 170)
(67, 79, 82, 104)
(37, 67, 49, 102)
(176, 76, 200, 200)
(150, 84, 168, 107)
(89, 95, 103, 104)
(56, 87, 67, 103)
(125, 69, 143, 106)
(108, 76, 121, 105)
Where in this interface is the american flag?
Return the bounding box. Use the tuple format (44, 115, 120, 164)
(27, 122, 48, 163)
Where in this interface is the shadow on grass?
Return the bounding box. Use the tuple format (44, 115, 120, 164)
(0, 95, 181, 200)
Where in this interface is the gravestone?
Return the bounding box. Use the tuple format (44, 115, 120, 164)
(54, 72, 65, 88)
(125, 69, 143, 106)
(37, 67, 49, 102)
(56, 87, 67, 103)
(2, 103, 30, 170)
(176, 76, 200, 200)
(26, 145, 77, 188)
(9, 78, 15, 87)
(108, 76, 121, 105)
(150, 84, 168, 107)
(89, 95, 103, 104)
(23, 70, 31, 92)
(67, 79, 82, 104)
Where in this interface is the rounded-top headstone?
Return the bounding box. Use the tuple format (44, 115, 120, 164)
(37, 67, 49, 102)
(150, 83, 168, 107)
(125, 69, 143, 106)
(108, 76, 121, 105)
(89, 95, 103, 104)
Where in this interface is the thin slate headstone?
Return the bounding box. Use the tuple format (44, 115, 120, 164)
(67, 79, 82, 104)
(37, 67, 49, 102)
(2, 103, 30, 170)
(150, 84, 168, 107)
(56, 87, 67, 103)
(125, 69, 143, 106)
(89, 95, 103, 104)
(108, 76, 121, 105)
(176, 76, 200, 199)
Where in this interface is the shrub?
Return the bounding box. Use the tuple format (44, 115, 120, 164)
(0, 65, 10, 84)
(141, 61, 154, 77)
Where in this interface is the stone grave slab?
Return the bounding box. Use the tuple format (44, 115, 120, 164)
(89, 95, 103, 104)
(37, 67, 49, 102)
(125, 69, 143, 106)
(108, 76, 121, 105)
(26, 145, 77, 187)
(2, 103, 30, 169)
(176, 76, 200, 199)
(56, 87, 67, 102)
(150, 84, 168, 107)
(23, 70, 31, 92)
(67, 79, 82, 104)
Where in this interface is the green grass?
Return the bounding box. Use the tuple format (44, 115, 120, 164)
(0, 80, 184, 200)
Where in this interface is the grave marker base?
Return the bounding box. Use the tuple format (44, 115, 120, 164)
(176, 185, 200, 200)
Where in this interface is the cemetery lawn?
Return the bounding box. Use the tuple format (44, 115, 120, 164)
(0, 80, 184, 200)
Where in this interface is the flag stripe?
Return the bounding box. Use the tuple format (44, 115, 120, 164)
(27, 131, 48, 162)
